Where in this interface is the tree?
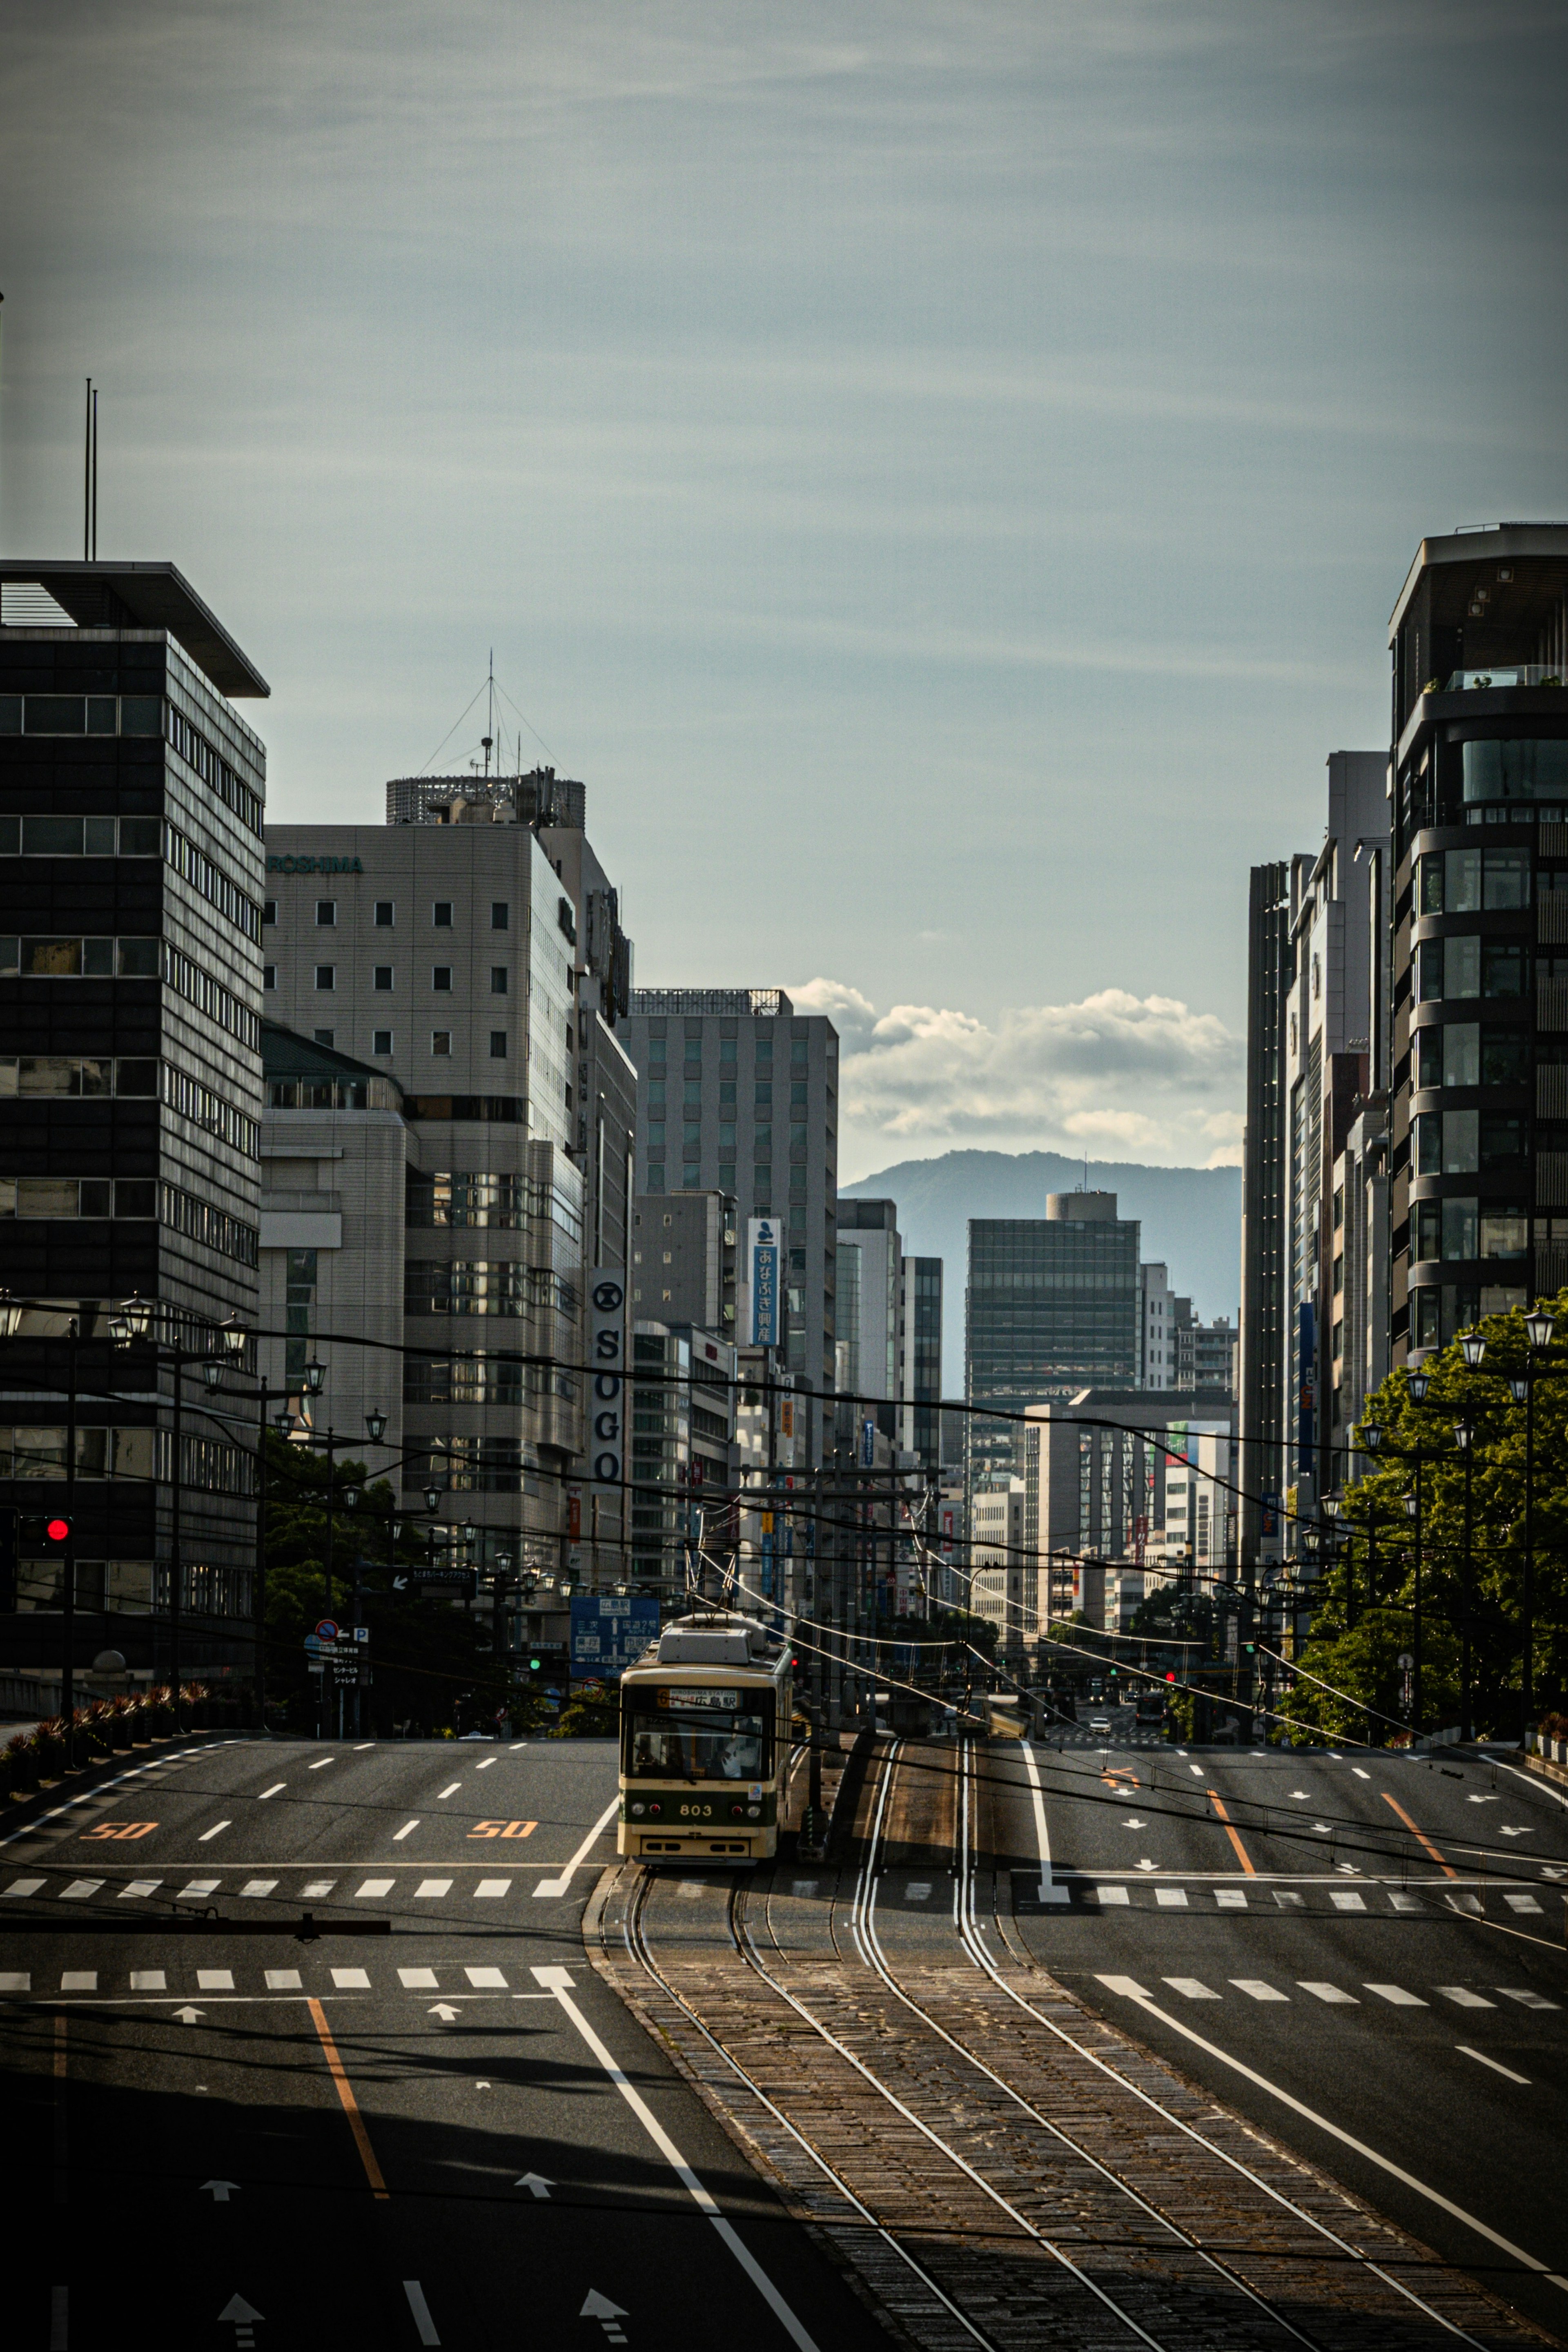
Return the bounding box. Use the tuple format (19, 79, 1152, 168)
(1284, 1298, 1568, 1741)
(261, 1433, 506, 1733)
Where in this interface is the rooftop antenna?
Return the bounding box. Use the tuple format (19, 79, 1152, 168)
(83, 378, 92, 560)
(91, 385, 98, 559)
(483, 647, 495, 778)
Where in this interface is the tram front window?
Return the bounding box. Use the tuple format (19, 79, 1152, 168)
(626, 1694, 770, 1781)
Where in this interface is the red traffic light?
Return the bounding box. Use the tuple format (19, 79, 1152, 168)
(45, 1517, 71, 1545)
(1164, 1670, 1176, 1683)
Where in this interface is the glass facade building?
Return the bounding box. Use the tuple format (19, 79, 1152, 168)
(964, 1197, 1139, 1492)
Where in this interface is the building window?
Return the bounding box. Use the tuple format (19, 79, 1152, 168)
(489, 1031, 507, 1059)
(375, 901, 394, 927)
(373, 1029, 393, 1055)
(313, 1029, 334, 1047)
(490, 966, 508, 995)
(432, 967, 452, 991)
(316, 900, 336, 926)
(314, 964, 335, 990)
(374, 966, 394, 991)
(263, 901, 276, 927)
(432, 902, 453, 928)
(491, 902, 509, 930)
(263, 964, 276, 991)
(431, 1030, 452, 1056)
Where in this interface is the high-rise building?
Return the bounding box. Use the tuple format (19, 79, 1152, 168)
(262, 780, 634, 1594)
(964, 1193, 1140, 1491)
(1138, 1261, 1175, 1388)
(1239, 860, 1293, 1558)
(1280, 754, 1389, 1512)
(621, 989, 838, 1459)
(631, 1190, 736, 1333)
(1388, 525, 1568, 1363)
(0, 559, 268, 1680)
(898, 1255, 943, 1472)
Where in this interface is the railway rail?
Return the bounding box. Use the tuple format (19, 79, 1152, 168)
(588, 1735, 1550, 2352)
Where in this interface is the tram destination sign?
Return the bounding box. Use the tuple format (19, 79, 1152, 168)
(657, 1686, 739, 1712)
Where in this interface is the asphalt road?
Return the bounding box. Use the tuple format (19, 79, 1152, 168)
(975, 1711, 1568, 2341)
(0, 1734, 885, 2352)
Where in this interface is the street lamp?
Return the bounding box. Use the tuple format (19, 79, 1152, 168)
(1526, 1307, 1557, 1352)
(220, 1312, 249, 1363)
(1407, 1367, 1430, 1406)
(1453, 1411, 1477, 1740)
(302, 1359, 326, 1396)
(274, 1409, 295, 1437)
(423, 1484, 442, 1515)
(365, 1408, 387, 1445)
(1459, 1328, 1487, 1370)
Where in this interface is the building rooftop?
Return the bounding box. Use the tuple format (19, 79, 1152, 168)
(0, 560, 269, 698)
(629, 989, 793, 1019)
(1388, 523, 1568, 644)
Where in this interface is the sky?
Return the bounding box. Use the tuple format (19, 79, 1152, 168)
(3, 0, 1566, 1183)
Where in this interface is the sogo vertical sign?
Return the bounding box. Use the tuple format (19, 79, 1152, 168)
(588, 1272, 626, 1498)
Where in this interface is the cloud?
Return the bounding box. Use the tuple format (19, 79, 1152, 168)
(788, 978, 1244, 1175)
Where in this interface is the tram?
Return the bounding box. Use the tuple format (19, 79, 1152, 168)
(617, 1611, 792, 1863)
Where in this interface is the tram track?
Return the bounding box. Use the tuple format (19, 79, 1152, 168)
(590, 1734, 1550, 2352)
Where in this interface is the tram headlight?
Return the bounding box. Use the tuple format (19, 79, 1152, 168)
(631, 1802, 645, 1816)
(746, 1805, 760, 1818)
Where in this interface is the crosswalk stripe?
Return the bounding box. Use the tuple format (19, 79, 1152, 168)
(1503, 1894, 1543, 1913)
(414, 1879, 452, 1898)
(355, 1880, 394, 1898)
(1231, 1980, 1289, 2002)
(198, 1971, 235, 1991)
(121, 1880, 159, 1897)
(1214, 1889, 1247, 1909)
(1437, 1987, 1494, 2008)
(331, 1968, 371, 1990)
(239, 1880, 277, 1898)
(0, 1971, 31, 1991)
(61, 1971, 96, 1991)
(1154, 1888, 1188, 1907)
(1163, 1978, 1219, 1999)
(1298, 1983, 1357, 2003)
(265, 1970, 302, 1989)
(1497, 1987, 1559, 2010)
(474, 1879, 511, 1898)
(178, 1880, 218, 1900)
(1330, 1891, 1366, 1911)
(1365, 1984, 1426, 2005)
(61, 1880, 104, 1900)
(399, 1968, 439, 1989)
(4, 1878, 44, 1896)
(464, 1967, 508, 1988)
(129, 1970, 165, 1990)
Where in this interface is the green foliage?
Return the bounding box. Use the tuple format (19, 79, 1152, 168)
(261, 1432, 504, 1733)
(1289, 1296, 1568, 1740)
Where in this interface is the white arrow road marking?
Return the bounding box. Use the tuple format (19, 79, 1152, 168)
(404, 2282, 441, 2345)
(533, 1966, 820, 2350)
(173, 2007, 205, 2024)
(1499, 1827, 1534, 1837)
(1018, 1740, 1067, 1902)
(218, 2292, 263, 2348)
(583, 2287, 628, 2341)
(534, 1797, 619, 1898)
(429, 2004, 461, 2022)
(517, 2172, 553, 2198)
(1123, 1818, 1147, 1829)
(201, 2180, 239, 2201)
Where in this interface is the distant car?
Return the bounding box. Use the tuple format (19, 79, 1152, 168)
(459, 1730, 497, 1741)
(1088, 1715, 1112, 1733)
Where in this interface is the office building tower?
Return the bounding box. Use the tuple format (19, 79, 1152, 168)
(1280, 753, 1389, 1511)
(1239, 860, 1293, 1556)
(259, 1025, 409, 1461)
(1139, 1261, 1175, 1389)
(0, 559, 267, 1678)
(622, 989, 838, 1459)
(836, 1197, 900, 1402)
(969, 1477, 1032, 1666)
(898, 1255, 943, 1472)
(1331, 1100, 1390, 1445)
(631, 1190, 736, 1333)
(627, 1320, 737, 1600)
(1172, 1305, 1238, 1399)
(964, 1194, 1139, 1492)
(1389, 525, 1568, 1362)
(262, 784, 633, 1592)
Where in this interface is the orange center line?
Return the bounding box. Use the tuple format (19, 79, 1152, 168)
(1207, 1789, 1256, 1874)
(1381, 1790, 1457, 1878)
(307, 1997, 390, 2199)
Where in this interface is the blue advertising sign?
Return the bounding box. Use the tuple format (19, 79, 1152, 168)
(570, 1593, 660, 1680)
(1296, 1304, 1316, 1478)
(860, 1416, 875, 1468)
(748, 1216, 781, 1346)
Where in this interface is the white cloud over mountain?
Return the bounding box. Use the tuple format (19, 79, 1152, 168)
(788, 979, 1243, 1178)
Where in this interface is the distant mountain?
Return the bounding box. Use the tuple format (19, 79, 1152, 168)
(840, 1149, 1241, 1387)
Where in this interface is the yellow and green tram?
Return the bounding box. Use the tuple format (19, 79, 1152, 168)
(618, 1612, 793, 1863)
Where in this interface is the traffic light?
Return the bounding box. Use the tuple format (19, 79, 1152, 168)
(45, 1516, 71, 1548)
(1164, 1670, 1176, 1683)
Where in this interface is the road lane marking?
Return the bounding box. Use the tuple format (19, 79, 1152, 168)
(1163, 1978, 1220, 1999)
(399, 1969, 439, 1989)
(0, 1972, 31, 1991)
(1298, 1983, 1357, 2003)
(475, 1880, 511, 1897)
(240, 1880, 277, 1898)
(308, 1757, 334, 1771)
(1093, 1978, 1568, 2289)
(355, 1880, 394, 1898)
(198, 1971, 234, 1991)
(532, 1965, 821, 2351)
(1214, 1889, 1247, 1909)
(1504, 1893, 1544, 1913)
(198, 1822, 231, 1842)
(437, 1784, 461, 1800)
(61, 1971, 96, 1991)
(258, 1785, 285, 1800)
(467, 1820, 536, 1839)
(121, 1880, 160, 1897)
(332, 1969, 372, 1990)
(393, 1821, 420, 1842)
(414, 1879, 452, 1898)
(61, 1880, 103, 1900)
(1088, 1885, 1130, 1904)
(1352, 1768, 1370, 1780)
(475, 1757, 497, 1769)
(404, 2281, 441, 2345)
(353, 1742, 374, 1751)
(265, 1970, 301, 1989)
(1019, 1740, 1068, 1902)
(534, 1796, 619, 1898)
(1497, 1987, 1559, 2009)
(178, 1880, 219, 1899)
(1382, 1791, 1457, 1877)
(1457, 2046, 1530, 2085)
(1231, 1980, 1289, 2002)
(130, 1970, 166, 1990)
(1364, 1984, 1426, 2005)
(307, 1997, 389, 2198)
(1155, 1888, 1188, 1908)
(1437, 1987, 1494, 2008)
(1207, 1790, 1256, 1875)
(5, 1878, 45, 1896)
(465, 1967, 508, 1988)
(302, 1880, 335, 1897)
(1330, 1891, 1366, 1911)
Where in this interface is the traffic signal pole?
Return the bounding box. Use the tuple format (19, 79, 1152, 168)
(60, 1316, 78, 1732)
